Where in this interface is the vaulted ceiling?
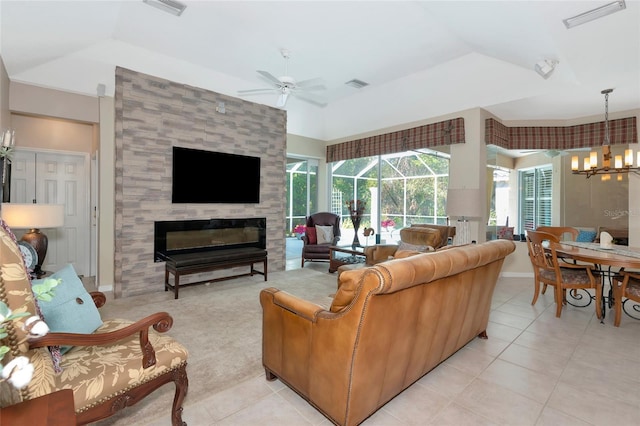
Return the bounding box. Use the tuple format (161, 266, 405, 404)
(1, 1, 638, 141)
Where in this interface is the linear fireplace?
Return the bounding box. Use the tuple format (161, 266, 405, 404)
(154, 217, 267, 261)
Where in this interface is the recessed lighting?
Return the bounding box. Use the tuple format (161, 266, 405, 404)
(563, 0, 626, 29)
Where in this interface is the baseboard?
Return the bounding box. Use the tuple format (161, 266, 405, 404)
(500, 272, 534, 278)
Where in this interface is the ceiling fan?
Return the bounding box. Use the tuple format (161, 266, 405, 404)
(238, 49, 327, 108)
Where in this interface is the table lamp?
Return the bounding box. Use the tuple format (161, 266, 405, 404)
(1, 203, 65, 277)
(445, 188, 482, 245)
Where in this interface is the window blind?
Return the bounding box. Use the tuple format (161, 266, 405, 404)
(520, 166, 552, 233)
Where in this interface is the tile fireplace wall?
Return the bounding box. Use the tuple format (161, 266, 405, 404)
(114, 67, 286, 297)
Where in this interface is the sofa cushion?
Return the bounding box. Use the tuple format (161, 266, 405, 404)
(409, 224, 455, 247)
(399, 227, 443, 248)
(25, 318, 189, 412)
(331, 269, 361, 312)
(397, 241, 434, 253)
(32, 264, 103, 354)
(0, 219, 40, 353)
(576, 230, 597, 242)
(316, 225, 334, 244)
(305, 226, 317, 244)
(394, 249, 424, 258)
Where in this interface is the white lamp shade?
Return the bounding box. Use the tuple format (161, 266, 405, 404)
(446, 188, 483, 218)
(1, 203, 65, 229)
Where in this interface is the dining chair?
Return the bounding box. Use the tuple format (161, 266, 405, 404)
(535, 226, 580, 296)
(612, 270, 640, 326)
(526, 230, 602, 318)
(536, 226, 579, 241)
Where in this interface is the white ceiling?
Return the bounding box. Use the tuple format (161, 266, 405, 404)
(1, 0, 639, 141)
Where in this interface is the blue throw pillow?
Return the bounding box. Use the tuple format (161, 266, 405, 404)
(576, 230, 597, 242)
(32, 264, 103, 354)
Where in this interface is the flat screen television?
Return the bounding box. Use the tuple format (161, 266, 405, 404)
(172, 146, 261, 203)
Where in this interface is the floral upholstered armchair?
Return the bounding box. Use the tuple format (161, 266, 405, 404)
(0, 220, 189, 425)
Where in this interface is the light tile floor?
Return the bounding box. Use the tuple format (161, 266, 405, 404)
(149, 258, 639, 426)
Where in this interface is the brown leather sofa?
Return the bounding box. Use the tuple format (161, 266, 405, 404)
(363, 224, 456, 265)
(260, 239, 515, 426)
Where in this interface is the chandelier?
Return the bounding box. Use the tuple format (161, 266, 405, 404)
(571, 89, 640, 180)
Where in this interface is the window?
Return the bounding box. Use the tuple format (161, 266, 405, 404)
(286, 158, 318, 235)
(519, 166, 552, 233)
(330, 149, 449, 243)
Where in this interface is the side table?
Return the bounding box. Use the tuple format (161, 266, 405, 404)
(0, 389, 75, 425)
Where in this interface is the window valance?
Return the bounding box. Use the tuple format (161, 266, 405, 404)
(485, 117, 638, 150)
(327, 117, 465, 162)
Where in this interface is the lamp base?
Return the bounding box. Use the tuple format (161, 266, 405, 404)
(20, 228, 48, 278)
(453, 220, 471, 245)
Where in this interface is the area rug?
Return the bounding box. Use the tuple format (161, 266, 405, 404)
(95, 265, 336, 425)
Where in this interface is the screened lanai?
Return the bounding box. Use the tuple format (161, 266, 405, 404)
(286, 148, 450, 249)
(331, 148, 450, 244)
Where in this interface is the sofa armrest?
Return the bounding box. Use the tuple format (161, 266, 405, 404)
(261, 287, 324, 322)
(90, 291, 107, 308)
(29, 312, 174, 368)
(363, 244, 398, 264)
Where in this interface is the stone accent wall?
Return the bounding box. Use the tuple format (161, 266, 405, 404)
(114, 67, 286, 297)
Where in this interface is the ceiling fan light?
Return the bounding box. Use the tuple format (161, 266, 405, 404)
(276, 92, 289, 108)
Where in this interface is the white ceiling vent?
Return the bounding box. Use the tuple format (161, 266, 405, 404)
(143, 0, 187, 16)
(345, 79, 369, 89)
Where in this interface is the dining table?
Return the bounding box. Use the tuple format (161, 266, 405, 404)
(554, 241, 640, 322)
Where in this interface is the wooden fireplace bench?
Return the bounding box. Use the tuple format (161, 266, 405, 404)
(163, 247, 267, 299)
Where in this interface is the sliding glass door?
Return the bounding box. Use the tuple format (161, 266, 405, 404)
(285, 157, 318, 236)
(331, 149, 449, 244)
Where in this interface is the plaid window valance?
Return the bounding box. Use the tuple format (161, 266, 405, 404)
(327, 117, 465, 162)
(485, 117, 638, 150)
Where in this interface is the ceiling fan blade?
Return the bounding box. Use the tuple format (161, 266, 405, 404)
(296, 77, 326, 90)
(257, 70, 282, 85)
(292, 92, 327, 108)
(297, 83, 327, 91)
(238, 88, 277, 94)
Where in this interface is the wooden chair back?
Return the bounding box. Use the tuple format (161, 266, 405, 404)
(536, 226, 579, 241)
(526, 230, 601, 318)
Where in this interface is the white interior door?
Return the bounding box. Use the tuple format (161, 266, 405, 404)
(9, 149, 91, 276)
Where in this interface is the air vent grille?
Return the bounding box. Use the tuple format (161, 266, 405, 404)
(143, 0, 187, 16)
(345, 79, 369, 89)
